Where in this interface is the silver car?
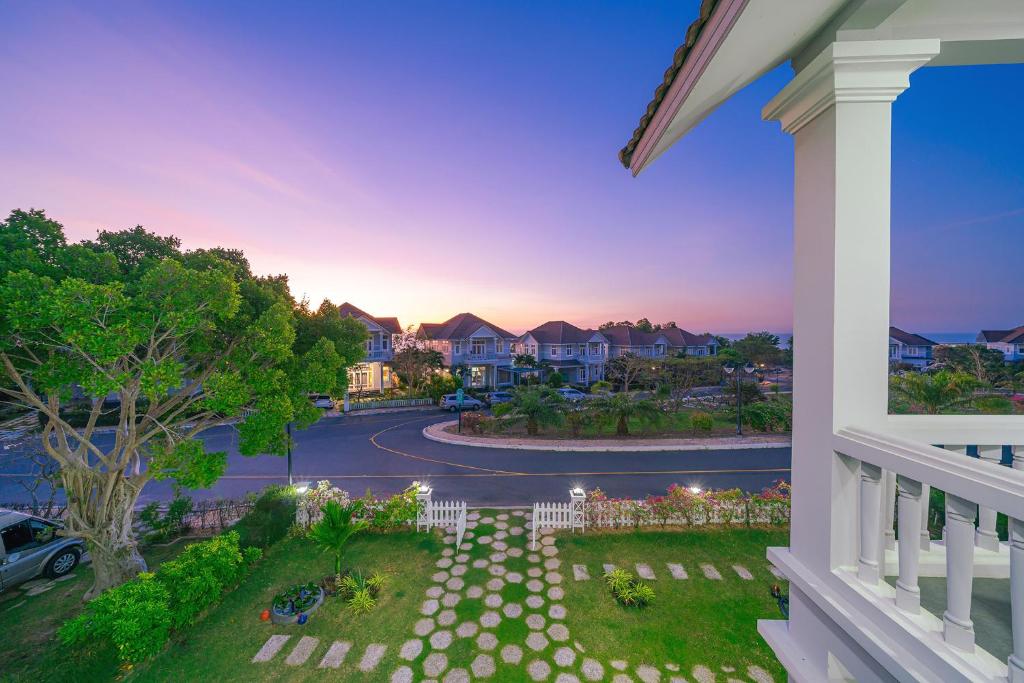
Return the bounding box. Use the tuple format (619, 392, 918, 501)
(0, 510, 85, 592)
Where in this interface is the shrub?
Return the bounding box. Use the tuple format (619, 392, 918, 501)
(140, 495, 194, 542)
(603, 568, 654, 607)
(338, 570, 385, 613)
(235, 485, 298, 548)
(690, 411, 714, 435)
(58, 572, 172, 663)
(364, 484, 419, 530)
(546, 371, 565, 388)
(460, 412, 486, 434)
(742, 400, 792, 432)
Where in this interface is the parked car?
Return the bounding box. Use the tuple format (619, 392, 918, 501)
(556, 387, 588, 402)
(439, 394, 484, 412)
(484, 391, 513, 406)
(1, 510, 85, 592)
(310, 394, 335, 409)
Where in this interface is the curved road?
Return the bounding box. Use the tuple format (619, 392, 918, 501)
(0, 411, 791, 506)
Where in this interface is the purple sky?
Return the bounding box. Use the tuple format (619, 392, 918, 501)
(1, 1, 1021, 335)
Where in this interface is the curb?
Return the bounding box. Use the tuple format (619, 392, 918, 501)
(422, 421, 791, 452)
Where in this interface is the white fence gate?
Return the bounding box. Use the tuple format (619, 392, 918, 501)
(531, 501, 584, 550)
(419, 497, 468, 548)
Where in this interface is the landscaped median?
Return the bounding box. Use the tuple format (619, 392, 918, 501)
(424, 419, 791, 452)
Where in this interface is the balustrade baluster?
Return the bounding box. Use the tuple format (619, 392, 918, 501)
(1009, 516, 1024, 681)
(858, 462, 883, 584)
(943, 492, 977, 651)
(884, 470, 897, 552)
(895, 476, 922, 613)
(920, 483, 932, 552)
(976, 445, 1002, 552)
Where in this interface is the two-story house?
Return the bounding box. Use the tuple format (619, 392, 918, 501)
(338, 302, 402, 393)
(888, 326, 936, 369)
(600, 325, 672, 359)
(516, 321, 609, 385)
(416, 313, 517, 388)
(978, 325, 1024, 362)
(621, 2, 1024, 682)
(659, 327, 719, 358)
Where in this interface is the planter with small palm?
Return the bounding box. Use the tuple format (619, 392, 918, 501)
(308, 500, 369, 595)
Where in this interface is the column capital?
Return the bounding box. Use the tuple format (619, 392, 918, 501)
(763, 39, 940, 134)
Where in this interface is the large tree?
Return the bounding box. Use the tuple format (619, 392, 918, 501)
(0, 209, 365, 598)
(390, 328, 444, 396)
(732, 331, 783, 367)
(606, 353, 652, 393)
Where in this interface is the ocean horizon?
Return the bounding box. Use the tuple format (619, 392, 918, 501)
(718, 332, 979, 347)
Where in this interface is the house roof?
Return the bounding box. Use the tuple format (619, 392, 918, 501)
(522, 321, 605, 345)
(979, 325, 1024, 344)
(618, 0, 719, 169)
(599, 325, 666, 347)
(337, 302, 402, 334)
(889, 327, 935, 347)
(417, 313, 517, 341)
(658, 327, 717, 348)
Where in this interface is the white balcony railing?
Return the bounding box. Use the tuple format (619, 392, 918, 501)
(364, 349, 391, 360)
(833, 424, 1024, 679)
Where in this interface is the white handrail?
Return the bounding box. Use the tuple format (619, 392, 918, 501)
(886, 414, 1024, 447)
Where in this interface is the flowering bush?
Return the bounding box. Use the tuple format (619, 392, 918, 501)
(297, 481, 421, 531)
(585, 481, 790, 529)
(297, 480, 353, 527)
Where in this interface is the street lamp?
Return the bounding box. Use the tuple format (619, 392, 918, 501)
(724, 362, 755, 436)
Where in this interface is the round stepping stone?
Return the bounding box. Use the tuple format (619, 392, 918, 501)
(471, 654, 496, 678)
(542, 546, 559, 557)
(490, 551, 507, 562)
(467, 585, 484, 598)
(436, 558, 453, 569)
(445, 577, 465, 591)
(495, 521, 508, 529)
(421, 599, 440, 615)
(414, 618, 436, 636)
(544, 558, 562, 570)
(455, 553, 470, 563)
(456, 621, 479, 638)
(400, 639, 423, 660)
(442, 548, 454, 557)
(554, 646, 576, 667)
(430, 630, 453, 650)
(549, 604, 567, 619)
(547, 587, 565, 600)
(463, 531, 475, 539)
(582, 659, 605, 680)
(480, 516, 495, 524)
(612, 675, 633, 683)
(547, 624, 569, 641)
(438, 609, 457, 626)
(450, 564, 467, 577)
(501, 645, 523, 664)
(473, 558, 489, 569)
(493, 541, 508, 551)
(540, 536, 555, 546)
(747, 666, 774, 683)
(611, 660, 628, 671)
(468, 511, 481, 520)
(510, 526, 524, 535)
(526, 614, 546, 630)
(526, 594, 545, 609)
(477, 632, 499, 650)
(526, 632, 549, 651)
(497, 513, 509, 520)
(426, 586, 444, 599)
(528, 567, 543, 578)
(636, 664, 660, 682)
(480, 610, 501, 628)
(488, 564, 507, 576)
(432, 571, 450, 583)
(692, 665, 715, 683)
(546, 572, 563, 585)
(392, 666, 414, 683)
(443, 535, 456, 543)
(486, 578, 505, 592)
(528, 659, 552, 680)
(506, 571, 524, 583)
(494, 530, 508, 540)
(556, 674, 581, 683)
(442, 592, 461, 607)
(484, 593, 503, 608)
(423, 652, 448, 677)
(479, 536, 494, 545)
(527, 579, 544, 592)
(460, 542, 472, 550)
(528, 554, 541, 563)
(508, 546, 524, 557)
(514, 510, 525, 516)
(503, 602, 523, 618)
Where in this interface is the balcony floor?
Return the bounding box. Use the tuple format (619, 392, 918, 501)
(885, 575, 1010, 661)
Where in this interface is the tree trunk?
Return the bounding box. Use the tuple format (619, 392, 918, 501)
(62, 467, 148, 600)
(527, 418, 538, 436)
(617, 415, 629, 436)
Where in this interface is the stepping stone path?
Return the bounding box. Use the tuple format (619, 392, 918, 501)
(667, 563, 688, 579)
(248, 508, 775, 682)
(635, 563, 656, 580)
(700, 563, 723, 580)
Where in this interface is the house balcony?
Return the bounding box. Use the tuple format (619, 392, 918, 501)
(761, 415, 1024, 682)
(364, 349, 392, 361)
(463, 351, 510, 363)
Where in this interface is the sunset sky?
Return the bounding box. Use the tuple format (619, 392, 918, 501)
(1, 1, 1021, 334)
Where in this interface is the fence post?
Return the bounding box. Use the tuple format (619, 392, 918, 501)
(570, 487, 586, 534)
(416, 484, 433, 532)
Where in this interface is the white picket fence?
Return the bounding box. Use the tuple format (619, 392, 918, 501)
(531, 501, 580, 550)
(422, 499, 468, 548)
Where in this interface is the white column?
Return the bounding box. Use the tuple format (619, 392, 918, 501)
(976, 445, 1002, 552)
(859, 462, 883, 584)
(1009, 516, 1024, 682)
(920, 482, 932, 552)
(762, 39, 939, 578)
(943, 492, 977, 652)
(416, 485, 433, 532)
(895, 475, 922, 613)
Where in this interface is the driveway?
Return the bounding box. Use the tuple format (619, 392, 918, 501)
(0, 412, 791, 506)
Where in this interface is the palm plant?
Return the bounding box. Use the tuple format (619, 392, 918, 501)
(307, 500, 369, 575)
(493, 386, 564, 436)
(591, 392, 662, 436)
(888, 370, 983, 415)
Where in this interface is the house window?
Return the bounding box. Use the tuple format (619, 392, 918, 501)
(565, 345, 573, 357)
(383, 336, 389, 349)
(550, 345, 559, 357)
(471, 340, 485, 355)
(497, 341, 504, 353)
(454, 343, 461, 354)
(578, 344, 585, 355)
(579, 368, 587, 382)
(470, 366, 486, 387)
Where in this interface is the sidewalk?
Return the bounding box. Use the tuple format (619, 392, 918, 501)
(422, 420, 791, 452)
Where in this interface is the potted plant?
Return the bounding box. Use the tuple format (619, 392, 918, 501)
(270, 581, 326, 624)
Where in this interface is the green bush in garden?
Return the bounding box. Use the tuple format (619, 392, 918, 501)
(604, 568, 654, 607)
(58, 572, 172, 663)
(742, 399, 792, 432)
(58, 531, 261, 663)
(690, 411, 714, 435)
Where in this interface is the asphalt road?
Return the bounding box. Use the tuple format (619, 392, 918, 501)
(0, 410, 791, 506)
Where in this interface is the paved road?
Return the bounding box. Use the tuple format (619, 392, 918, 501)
(0, 411, 791, 506)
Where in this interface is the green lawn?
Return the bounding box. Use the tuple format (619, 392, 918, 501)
(0, 542, 184, 683)
(558, 527, 789, 680)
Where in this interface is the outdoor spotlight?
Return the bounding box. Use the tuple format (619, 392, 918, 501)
(743, 362, 755, 374)
(723, 363, 735, 374)
(418, 483, 432, 494)
(571, 487, 585, 496)
(689, 486, 702, 495)
(294, 481, 311, 495)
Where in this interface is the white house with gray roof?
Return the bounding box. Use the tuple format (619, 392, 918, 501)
(515, 321, 609, 385)
(338, 302, 403, 392)
(416, 312, 517, 388)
